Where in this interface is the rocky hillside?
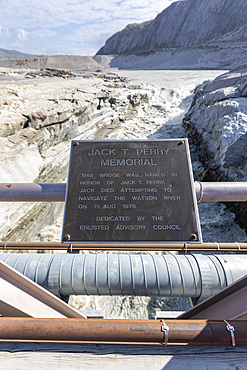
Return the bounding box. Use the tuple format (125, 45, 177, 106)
(96, 0, 247, 69)
(183, 65, 247, 229)
(98, 0, 247, 55)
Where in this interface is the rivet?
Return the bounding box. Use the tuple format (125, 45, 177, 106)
(190, 234, 197, 241)
(63, 234, 71, 241)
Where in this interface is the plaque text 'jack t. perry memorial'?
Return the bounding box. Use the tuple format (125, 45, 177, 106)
(62, 140, 202, 244)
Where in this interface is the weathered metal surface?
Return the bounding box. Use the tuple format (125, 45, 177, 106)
(0, 241, 247, 251)
(179, 274, 247, 320)
(1, 181, 247, 202)
(1, 253, 247, 298)
(0, 260, 86, 318)
(0, 318, 246, 345)
(62, 139, 202, 244)
(194, 181, 247, 202)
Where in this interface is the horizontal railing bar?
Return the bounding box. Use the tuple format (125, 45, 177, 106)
(194, 181, 247, 202)
(0, 318, 247, 345)
(0, 183, 66, 202)
(0, 241, 246, 251)
(0, 182, 247, 202)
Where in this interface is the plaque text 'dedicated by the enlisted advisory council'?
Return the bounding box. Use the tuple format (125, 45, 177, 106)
(62, 140, 202, 245)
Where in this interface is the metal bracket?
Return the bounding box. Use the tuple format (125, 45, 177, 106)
(67, 244, 79, 254)
(235, 242, 241, 251)
(223, 319, 236, 346)
(196, 181, 203, 203)
(161, 319, 169, 345)
(215, 242, 220, 251)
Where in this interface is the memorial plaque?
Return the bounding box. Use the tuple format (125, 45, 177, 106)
(62, 139, 202, 244)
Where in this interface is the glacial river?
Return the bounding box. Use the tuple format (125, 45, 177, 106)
(116, 69, 247, 243)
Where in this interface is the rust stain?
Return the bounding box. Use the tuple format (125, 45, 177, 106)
(5, 184, 11, 188)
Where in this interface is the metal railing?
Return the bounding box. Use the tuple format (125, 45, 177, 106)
(0, 317, 245, 346)
(0, 181, 246, 251)
(0, 241, 247, 251)
(0, 181, 247, 202)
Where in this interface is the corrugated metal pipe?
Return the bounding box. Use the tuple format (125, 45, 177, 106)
(0, 253, 246, 300)
(0, 318, 247, 346)
(0, 182, 247, 202)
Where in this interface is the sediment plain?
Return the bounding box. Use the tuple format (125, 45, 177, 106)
(0, 65, 246, 318)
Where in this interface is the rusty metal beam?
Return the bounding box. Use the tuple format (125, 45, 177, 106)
(0, 318, 246, 346)
(0, 182, 247, 202)
(0, 241, 247, 251)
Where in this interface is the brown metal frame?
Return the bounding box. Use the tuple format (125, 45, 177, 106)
(0, 260, 86, 319)
(0, 241, 246, 251)
(1, 182, 247, 345)
(0, 318, 246, 346)
(179, 274, 247, 320)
